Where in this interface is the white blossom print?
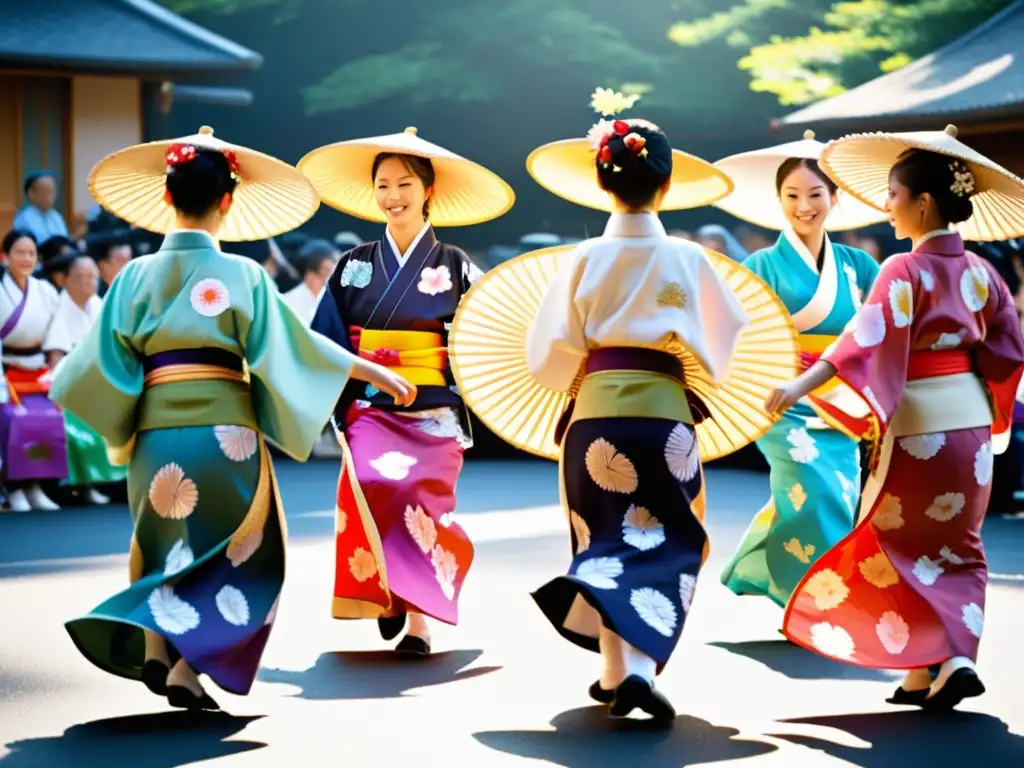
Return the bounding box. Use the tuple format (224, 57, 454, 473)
(940, 546, 965, 565)
(931, 330, 966, 350)
(369, 451, 417, 481)
(215, 585, 251, 627)
(898, 433, 946, 460)
(462, 258, 484, 284)
(960, 265, 990, 312)
(431, 545, 458, 601)
(852, 303, 886, 348)
(584, 438, 638, 494)
(974, 441, 994, 487)
(569, 510, 590, 553)
(912, 556, 944, 586)
(630, 587, 678, 638)
(809, 622, 856, 659)
(164, 539, 194, 576)
(148, 463, 199, 520)
(622, 505, 666, 551)
(961, 603, 984, 638)
(679, 573, 697, 614)
(664, 424, 699, 482)
(925, 492, 966, 522)
(405, 505, 437, 553)
(148, 586, 200, 635)
(919, 269, 935, 292)
(888, 278, 913, 328)
(786, 427, 820, 463)
(875, 611, 910, 655)
(418, 265, 453, 296)
(872, 493, 905, 531)
(835, 470, 857, 514)
(213, 425, 258, 462)
(339, 259, 373, 289)
(190, 278, 230, 317)
(574, 557, 624, 590)
(348, 547, 378, 582)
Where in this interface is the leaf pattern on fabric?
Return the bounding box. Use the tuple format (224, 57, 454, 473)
(215, 585, 251, 627)
(431, 545, 458, 600)
(630, 587, 677, 638)
(405, 505, 438, 554)
(584, 438, 638, 494)
(622, 505, 665, 551)
(664, 424, 699, 482)
(574, 557, 623, 590)
(787, 483, 807, 512)
(679, 574, 697, 614)
(783, 538, 815, 564)
(148, 586, 200, 635)
(164, 539, 194, 576)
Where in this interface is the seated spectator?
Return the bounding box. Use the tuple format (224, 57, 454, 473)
(14, 172, 69, 244)
(86, 232, 133, 297)
(282, 239, 340, 324)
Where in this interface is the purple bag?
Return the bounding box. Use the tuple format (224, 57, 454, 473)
(0, 393, 68, 480)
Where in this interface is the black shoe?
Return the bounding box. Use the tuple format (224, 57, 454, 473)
(141, 659, 170, 695)
(608, 675, 675, 723)
(589, 680, 615, 704)
(394, 634, 430, 657)
(167, 685, 220, 711)
(886, 686, 929, 706)
(922, 668, 985, 711)
(378, 614, 407, 641)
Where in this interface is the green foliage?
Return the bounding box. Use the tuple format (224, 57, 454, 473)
(670, 0, 1014, 105)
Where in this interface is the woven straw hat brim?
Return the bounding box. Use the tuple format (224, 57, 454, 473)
(819, 126, 1024, 242)
(297, 129, 515, 227)
(526, 139, 734, 212)
(449, 243, 801, 462)
(713, 136, 888, 232)
(87, 127, 320, 242)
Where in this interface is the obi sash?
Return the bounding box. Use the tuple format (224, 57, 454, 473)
(553, 347, 707, 444)
(350, 327, 447, 388)
(143, 348, 249, 387)
(892, 350, 991, 437)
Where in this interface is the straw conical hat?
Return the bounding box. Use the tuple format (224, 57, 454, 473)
(526, 138, 734, 212)
(713, 130, 888, 232)
(820, 124, 1024, 242)
(297, 127, 515, 227)
(88, 126, 320, 242)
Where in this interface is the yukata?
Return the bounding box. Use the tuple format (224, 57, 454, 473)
(783, 230, 1024, 668)
(722, 230, 879, 605)
(50, 230, 355, 695)
(525, 212, 748, 670)
(311, 222, 484, 626)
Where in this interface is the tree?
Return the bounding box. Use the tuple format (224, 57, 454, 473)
(669, 0, 1014, 106)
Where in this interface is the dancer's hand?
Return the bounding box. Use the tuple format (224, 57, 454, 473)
(765, 381, 801, 416)
(352, 358, 418, 406)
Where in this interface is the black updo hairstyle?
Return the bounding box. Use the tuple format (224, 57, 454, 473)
(2, 228, 37, 255)
(166, 148, 239, 218)
(775, 157, 838, 196)
(889, 149, 974, 224)
(371, 152, 436, 219)
(595, 119, 673, 209)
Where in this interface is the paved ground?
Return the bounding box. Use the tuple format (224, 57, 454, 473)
(1, 458, 1022, 767)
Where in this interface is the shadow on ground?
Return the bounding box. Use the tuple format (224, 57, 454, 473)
(473, 705, 778, 767)
(710, 640, 902, 682)
(0, 712, 264, 767)
(259, 649, 500, 700)
(768, 710, 1024, 768)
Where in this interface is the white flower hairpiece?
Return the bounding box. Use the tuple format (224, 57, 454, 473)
(586, 88, 646, 171)
(949, 159, 975, 197)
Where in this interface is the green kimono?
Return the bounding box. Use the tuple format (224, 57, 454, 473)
(49, 230, 355, 695)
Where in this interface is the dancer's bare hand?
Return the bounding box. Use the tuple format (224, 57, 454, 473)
(765, 382, 801, 416)
(353, 358, 417, 406)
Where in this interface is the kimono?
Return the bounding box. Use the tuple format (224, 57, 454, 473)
(0, 272, 68, 482)
(525, 213, 747, 669)
(721, 230, 880, 606)
(783, 231, 1024, 669)
(49, 230, 355, 696)
(46, 290, 126, 486)
(311, 222, 483, 626)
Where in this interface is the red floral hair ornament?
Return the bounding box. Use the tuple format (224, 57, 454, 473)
(222, 150, 242, 183)
(165, 143, 197, 168)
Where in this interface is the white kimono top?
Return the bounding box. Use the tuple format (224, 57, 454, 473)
(0, 272, 61, 370)
(46, 291, 103, 355)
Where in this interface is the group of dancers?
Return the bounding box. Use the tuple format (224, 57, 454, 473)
(44, 87, 1024, 725)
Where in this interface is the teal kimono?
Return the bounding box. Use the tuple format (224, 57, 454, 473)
(721, 230, 879, 607)
(49, 230, 355, 695)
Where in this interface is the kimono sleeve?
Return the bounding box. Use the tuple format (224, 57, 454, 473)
(821, 256, 915, 429)
(310, 253, 355, 353)
(696, 252, 748, 386)
(240, 267, 356, 460)
(48, 266, 142, 450)
(853, 249, 882, 296)
(458, 251, 486, 292)
(975, 265, 1024, 453)
(525, 252, 586, 392)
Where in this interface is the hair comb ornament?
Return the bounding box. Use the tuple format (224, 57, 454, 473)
(165, 143, 197, 169)
(949, 159, 975, 198)
(223, 150, 242, 183)
(586, 88, 647, 171)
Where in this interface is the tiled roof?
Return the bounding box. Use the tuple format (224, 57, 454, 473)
(0, 0, 261, 75)
(782, 0, 1024, 128)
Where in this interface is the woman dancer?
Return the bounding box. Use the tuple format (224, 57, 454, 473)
(714, 134, 883, 609)
(300, 128, 514, 656)
(768, 126, 1024, 710)
(525, 93, 748, 722)
(50, 127, 414, 710)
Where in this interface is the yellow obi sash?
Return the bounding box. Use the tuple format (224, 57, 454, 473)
(356, 328, 447, 387)
(799, 334, 837, 356)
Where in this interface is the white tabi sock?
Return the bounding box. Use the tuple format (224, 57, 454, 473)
(144, 630, 170, 666)
(166, 658, 205, 697)
(902, 667, 932, 692)
(599, 626, 657, 689)
(928, 656, 975, 698)
(406, 612, 431, 641)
